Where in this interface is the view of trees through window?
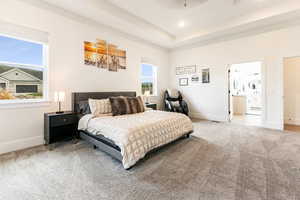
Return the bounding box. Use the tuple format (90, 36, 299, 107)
(0, 35, 44, 100)
(141, 63, 156, 95)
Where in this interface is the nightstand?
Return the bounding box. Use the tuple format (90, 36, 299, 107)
(145, 103, 157, 110)
(44, 111, 78, 145)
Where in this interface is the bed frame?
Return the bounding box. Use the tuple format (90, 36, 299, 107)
(72, 92, 192, 167)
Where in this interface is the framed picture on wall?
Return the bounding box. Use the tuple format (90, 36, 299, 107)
(176, 65, 197, 75)
(84, 38, 127, 72)
(176, 67, 185, 75)
(184, 65, 197, 74)
(191, 75, 200, 84)
(202, 68, 210, 83)
(179, 78, 189, 86)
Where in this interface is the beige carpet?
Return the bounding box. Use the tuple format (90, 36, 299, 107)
(0, 120, 300, 200)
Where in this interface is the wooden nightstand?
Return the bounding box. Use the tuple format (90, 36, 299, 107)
(44, 111, 78, 145)
(145, 103, 157, 110)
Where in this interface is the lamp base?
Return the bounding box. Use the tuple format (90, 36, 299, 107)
(56, 101, 64, 114)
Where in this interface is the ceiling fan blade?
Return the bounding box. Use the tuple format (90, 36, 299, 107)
(157, 0, 208, 9)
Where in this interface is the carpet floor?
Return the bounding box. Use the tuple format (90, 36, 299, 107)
(0, 120, 300, 200)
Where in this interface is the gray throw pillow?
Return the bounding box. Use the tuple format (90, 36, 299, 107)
(109, 96, 131, 116)
(127, 96, 145, 114)
(78, 101, 91, 115)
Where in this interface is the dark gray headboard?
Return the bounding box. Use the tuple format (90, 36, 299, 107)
(72, 91, 136, 114)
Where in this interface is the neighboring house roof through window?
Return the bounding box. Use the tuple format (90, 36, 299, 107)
(0, 76, 9, 83)
(0, 64, 42, 81)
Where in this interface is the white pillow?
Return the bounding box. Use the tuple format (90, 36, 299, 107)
(167, 89, 179, 98)
(88, 98, 112, 115)
(170, 101, 180, 107)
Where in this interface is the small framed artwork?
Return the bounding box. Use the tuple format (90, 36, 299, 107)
(184, 65, 197, 74)
(176, 67, 185, 75)
(202, 68, 210, 83)
(191, 75, 200, 84)
(176, 65, 197, 75)
(179, 78, 189, 86)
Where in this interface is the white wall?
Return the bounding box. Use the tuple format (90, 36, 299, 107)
(284, 57, 300, 125)
(170, 25, 300, 130)
(0, 0, 170, 154)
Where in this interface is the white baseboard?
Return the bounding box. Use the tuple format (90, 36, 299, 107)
(262, 121, 283, 130)
(191, 112, 283, 130)
(284, 118, 300, 126)
(0, 136, 44, 155)
(190, 112, 227, 122)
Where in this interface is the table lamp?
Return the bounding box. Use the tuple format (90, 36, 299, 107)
(54, 91, 65, 114)
(144, 90, 150, 104)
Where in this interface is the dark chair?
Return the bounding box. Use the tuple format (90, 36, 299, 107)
(164, 90, 189, 116)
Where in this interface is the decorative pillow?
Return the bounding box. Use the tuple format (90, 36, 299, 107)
(127, 96, 145, 114)
(167, 89, 179, 98)
(78, 100, 91, 115)
(170, 101, 181, 107)
(109, 96, 131, 116)
(88, 98, 112, 115)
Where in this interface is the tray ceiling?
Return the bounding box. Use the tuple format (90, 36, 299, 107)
(26, 0, 300, 49)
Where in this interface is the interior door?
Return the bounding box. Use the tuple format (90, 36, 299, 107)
(228, 68, 233, 121)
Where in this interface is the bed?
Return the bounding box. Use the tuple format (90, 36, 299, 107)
(72, 92, 193, 169)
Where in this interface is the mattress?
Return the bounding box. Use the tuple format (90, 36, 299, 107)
(78, 110, 193, 169)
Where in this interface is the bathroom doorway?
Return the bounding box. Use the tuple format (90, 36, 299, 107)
(228, 61, 263, 127)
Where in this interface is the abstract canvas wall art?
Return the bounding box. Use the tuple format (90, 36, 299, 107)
(84, 39, 126, 72)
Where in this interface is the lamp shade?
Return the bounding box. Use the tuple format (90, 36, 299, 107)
(54, 91, 65, 102)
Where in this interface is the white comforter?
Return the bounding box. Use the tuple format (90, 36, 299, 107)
(78, 110, 193, 169)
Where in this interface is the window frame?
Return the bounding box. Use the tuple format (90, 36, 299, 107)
(140, 62, 158, 96)
(0, 33, 49, 107)
(16, 85, 39, 94)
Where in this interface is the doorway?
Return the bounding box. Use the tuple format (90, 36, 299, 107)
(283, 57, 300, 133)
(228, 61, 263, 127)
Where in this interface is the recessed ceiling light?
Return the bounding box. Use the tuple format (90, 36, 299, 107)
(178, 20, 185, 28)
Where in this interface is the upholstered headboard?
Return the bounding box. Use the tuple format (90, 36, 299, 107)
(72, 91, 136, 115)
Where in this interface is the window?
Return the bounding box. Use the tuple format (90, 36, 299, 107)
(0, 34, 47, 101)
(16, 85, 38, 93)
(0, 83, 6, 89)
(141, 63, 157, 96)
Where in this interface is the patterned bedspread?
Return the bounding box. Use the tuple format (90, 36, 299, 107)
(78, 110, 193, 169)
